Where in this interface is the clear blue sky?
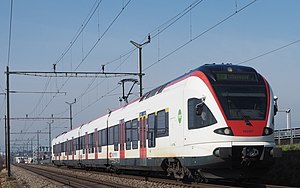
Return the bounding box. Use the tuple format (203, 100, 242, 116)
(0, 0, 299, 152)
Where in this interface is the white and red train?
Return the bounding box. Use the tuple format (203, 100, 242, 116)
(52, 64, 281, 180)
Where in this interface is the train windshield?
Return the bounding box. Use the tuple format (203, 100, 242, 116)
(213, 85, 267, 120)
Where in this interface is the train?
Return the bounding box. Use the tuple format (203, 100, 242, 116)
(52, 64, 281, 181)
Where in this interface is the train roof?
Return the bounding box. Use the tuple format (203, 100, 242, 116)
(140, 63, 258, 101)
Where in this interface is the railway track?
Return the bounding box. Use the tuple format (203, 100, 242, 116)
(15, 164, 231, 188)
(16, 164, 134, 188)
(15, 164, 291, 188)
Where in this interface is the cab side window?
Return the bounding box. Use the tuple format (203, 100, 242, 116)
(188, 98, 217, 129)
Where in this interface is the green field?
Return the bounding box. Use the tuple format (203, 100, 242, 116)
(278, 143, 300, 151)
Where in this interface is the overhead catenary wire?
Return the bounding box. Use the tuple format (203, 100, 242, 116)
(144, 0, 257, 71)
(238, 39, 300, 65)
(32, 0, 133, 123)
(55, 0, 103, 66)
(52, 0, 208, 124)
(150, 0, 204, 40)
(27, 78, 52, 116)
(71, 0, 206, 112)
(20, 1, 104, 134)
(0, 97, 6, 116)
(0, 85, 5, 93)
(71, 0, 205, 110)
(18, 0, 257, 139)
(102, 0, 204, 67)
(74, 0, 132, 71)
(56, 84, 120, 128)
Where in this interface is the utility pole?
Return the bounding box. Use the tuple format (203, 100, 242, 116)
(37, 130, 40, 164)
(4, 116, 7, 169)
(130, 35, 151, 97)
(47, 120, 54, 163)
(278, 108, 292, 144)
(66, 99, 76, 130)
(6, 66, 11, 177)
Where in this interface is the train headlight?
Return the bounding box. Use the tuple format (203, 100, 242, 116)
(263, 127, 273, 136)
(214, 127, 234, 136)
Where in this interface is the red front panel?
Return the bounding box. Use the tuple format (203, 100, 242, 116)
(193, 71, 270, 136)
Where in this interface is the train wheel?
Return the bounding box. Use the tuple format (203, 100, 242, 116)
(161, 158, 191, 180)
(193, 169, 208, 183)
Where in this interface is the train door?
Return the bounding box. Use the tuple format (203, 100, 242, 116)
(119, 119, 125, 159)
(66, 139, 69, 160)
(170, 116, 184, 147)
(72, 137, 75, 160)
(85, 132, 88, 160)
(78, 128, 81, 162)
(139, 112, 147, 159)
(94, 129, 98, 160)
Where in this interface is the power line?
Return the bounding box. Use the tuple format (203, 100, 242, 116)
(74, 0, 132, 71)
(70, 51, 136, 118)
(55, 84, 120, 128)
(73, 85, 120, 118)
(144, 0, 257, 71)
(34, 0, 133, 123)
(102, 0, 204, 68)
(72, 0, 204, 100)
(57, 0, 205, 121)
(0, 97, 5, 116)
(0, 87, 4, 94)
(151, 0, 204, 39)
(238, 39, 300, 65)
(27, 78, 51, 116)
(55, 0, 103, 66)
(8, 91, 67, 95)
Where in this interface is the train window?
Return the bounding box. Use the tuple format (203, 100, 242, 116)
(157, 109, 169, 137)
(213, 85, 267, 120)
(53, 145, 56, 156)
(132, 119, 138, 149)
(80, 136, 85, 150)
(81, 136, 85, 154)
(148, 113, 156, 148)
(114, 125, 119, 151)
(68, 140, 72, 154)
(97, 130, 102, 153)
(157, 83, 168, 94)
(62, 142, 67, 152)
(65, 141, 68, 155)
(88, 133, 94, 153)
(61, 142, 63, 153)
(109, 127, 114, 145)
(125, 121, 131, 150)
(101, 129, 107, 146)
(188, 98, 217, 129)
(76, 137, 80, 151)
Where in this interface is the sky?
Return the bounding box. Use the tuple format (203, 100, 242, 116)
(0, 0, 299, 153)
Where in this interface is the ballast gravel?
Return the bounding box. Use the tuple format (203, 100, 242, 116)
(1, 166, 63, 188)
(1, 165, 178, 188)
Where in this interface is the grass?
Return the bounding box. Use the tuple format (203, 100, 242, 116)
(278, 143, 300, 151)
